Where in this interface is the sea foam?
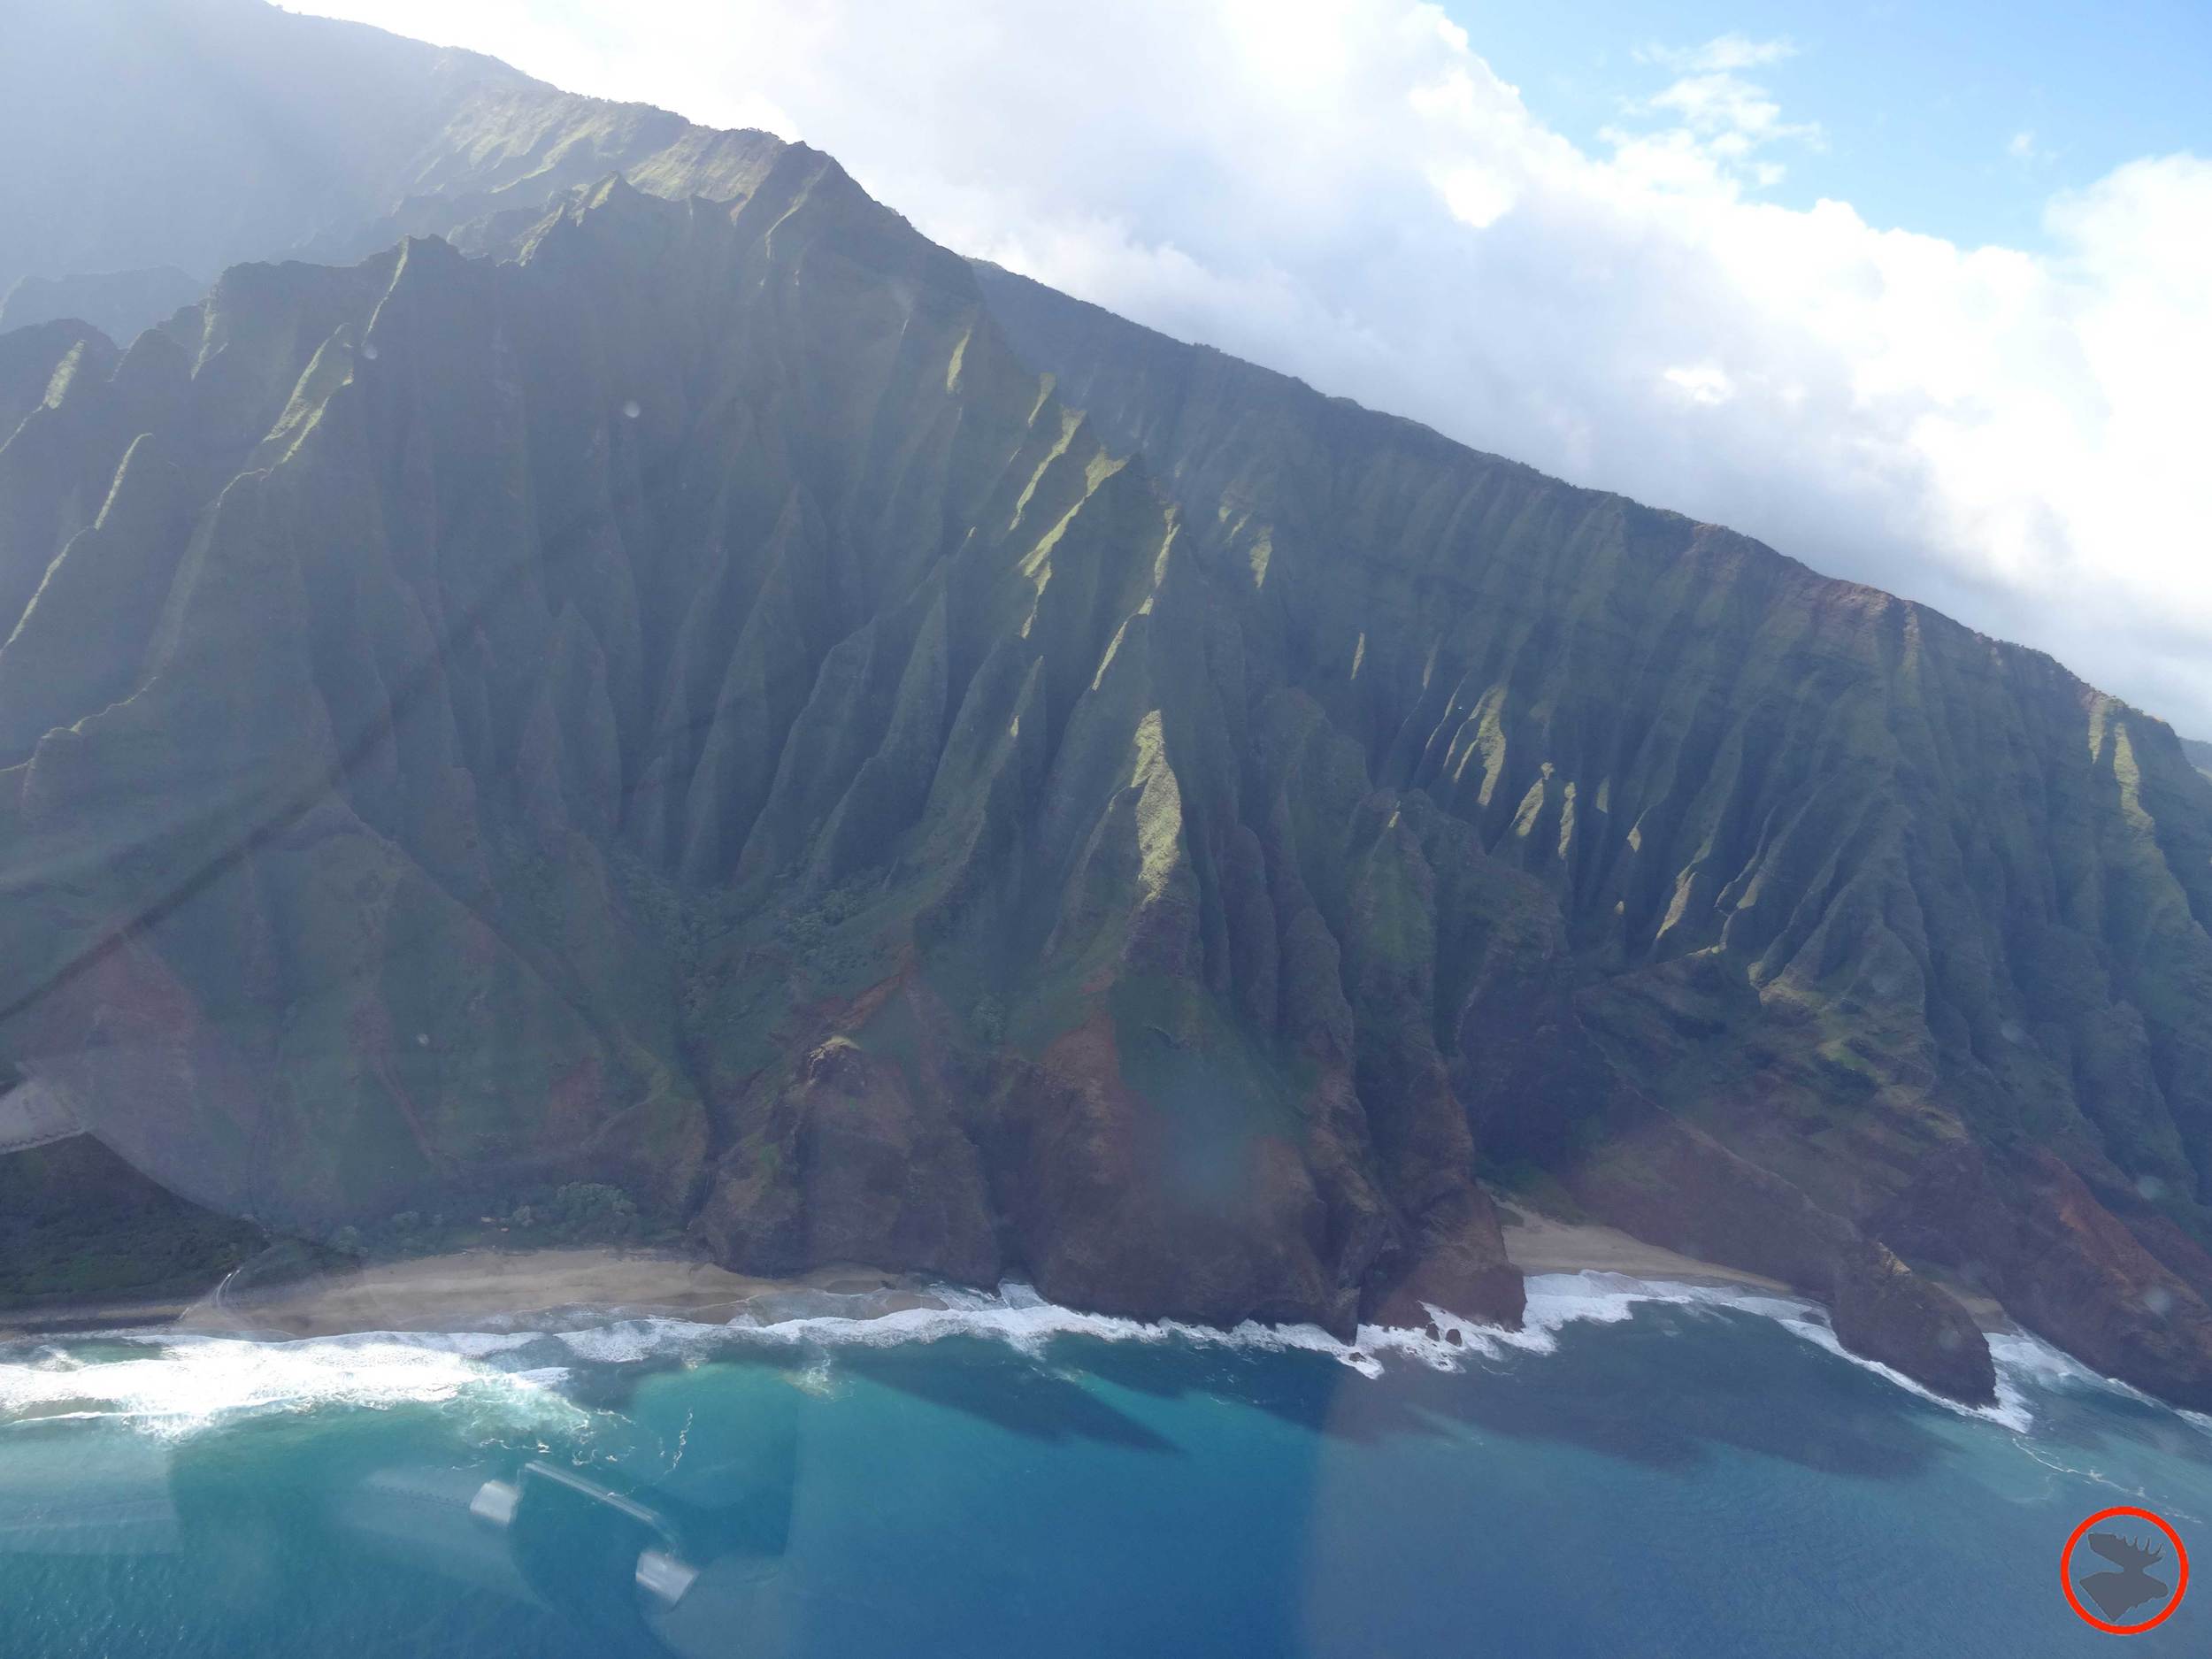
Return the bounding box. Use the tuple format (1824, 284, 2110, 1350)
(2, 1271, 2184, 1442)
(0, 1331, 580, 1439)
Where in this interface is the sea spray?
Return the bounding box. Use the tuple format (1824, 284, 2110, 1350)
(1, 1271, 2180, 1441)
(0, 1331, 582, 1438)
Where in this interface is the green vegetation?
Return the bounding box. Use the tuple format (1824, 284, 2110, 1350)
(309, 1181, 663, 1267)
(0, 1140, 263, 1305)
(0, 39, 2208, 1402)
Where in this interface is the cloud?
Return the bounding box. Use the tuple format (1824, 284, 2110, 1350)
(1663, 364, 1737, 406)
(295, 0, 2212, 735)
(1604, 46, 1822, 195)
(1637, 34, 1798, 75)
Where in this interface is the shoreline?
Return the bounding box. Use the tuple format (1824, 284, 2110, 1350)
(0, 1293, 206, 1337)
(0, 1215, 2012, 1344)
(1497, 1207, 1790, 1294)
(0, 1248, 948, 1343)
(1498, 1202, 2014, 1334)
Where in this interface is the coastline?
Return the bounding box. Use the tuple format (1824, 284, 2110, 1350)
(0, 1292, 207, 1337)
(0, 1215, 2011, 1344)
(1497, 1207, 1790, 1294)
(0, 1248, 947, 1343)
(1498, 1202, 2014, 1334)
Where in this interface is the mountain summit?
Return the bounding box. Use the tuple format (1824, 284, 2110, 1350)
(4, 0, 2211, 1409)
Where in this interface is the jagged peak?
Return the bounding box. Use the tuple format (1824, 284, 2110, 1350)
(111, 325, 190, 403)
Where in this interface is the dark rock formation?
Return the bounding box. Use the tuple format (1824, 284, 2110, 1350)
(695, 1021, 999, 1288)
(1831, 1240, 1995, 1406)
(1555, 1111, 1994, 1402)
(1873, 1143, 2212, 1410)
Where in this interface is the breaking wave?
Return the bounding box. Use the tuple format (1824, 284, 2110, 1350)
(512, 1271, 2131, 1437)
(0, 1331, 580, 1439)
(2, 1271, 2188, 1440)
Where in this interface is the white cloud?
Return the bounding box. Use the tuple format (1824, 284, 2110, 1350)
(1603, 53, 1823, 196)
(295, 0, 2212, 735)
(1638, 35, 1799, 74)
(1663, 364, 1736, 406)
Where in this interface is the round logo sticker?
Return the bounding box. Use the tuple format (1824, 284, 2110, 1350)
(2062, 1506, 2188, 1634)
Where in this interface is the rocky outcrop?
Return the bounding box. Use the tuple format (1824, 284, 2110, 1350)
(1873, 1144, 2212, 1409)
(695, 1029, 999, 1287)
(1831, 1240, 1994, 1405)
(1553, 1110, 1993, 1402)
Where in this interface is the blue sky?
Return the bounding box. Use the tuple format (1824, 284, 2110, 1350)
(1455, 0, 2211, 248)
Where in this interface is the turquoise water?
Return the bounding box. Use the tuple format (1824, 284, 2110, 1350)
(2, 1275, 2208, 1657)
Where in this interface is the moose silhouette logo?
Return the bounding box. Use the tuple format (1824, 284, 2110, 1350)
(2062, 1507, 2189, 1634)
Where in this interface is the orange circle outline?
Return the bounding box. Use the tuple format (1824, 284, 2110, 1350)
(2061, 1505, 2189, 1635)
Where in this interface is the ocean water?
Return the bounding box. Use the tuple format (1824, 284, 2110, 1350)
(1, 1273, 2207, 1657)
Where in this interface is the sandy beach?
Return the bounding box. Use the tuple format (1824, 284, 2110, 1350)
(0, 1249, 941, 1341)
(11, 1223, 1774, 1345)
(1496, 1205, 1791, 1292)
(1497, 1201, 2013, 1332)
(0, 1210, 2011, 1342)
(183, 1248, 954, 1339)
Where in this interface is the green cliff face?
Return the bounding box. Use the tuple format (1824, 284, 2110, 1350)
(0, 154, 1531, 1345)
(5, 1, 2212, 1408)
(976, 265, 2212, 1404)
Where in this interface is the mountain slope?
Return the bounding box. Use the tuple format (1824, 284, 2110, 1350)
(0, 0, 783, 311)
(0, 155, 1532, 1348)
(4, 2, 2212, 1407)
(0, 268, 210, 349)
(974, 262, 2212, 1402)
